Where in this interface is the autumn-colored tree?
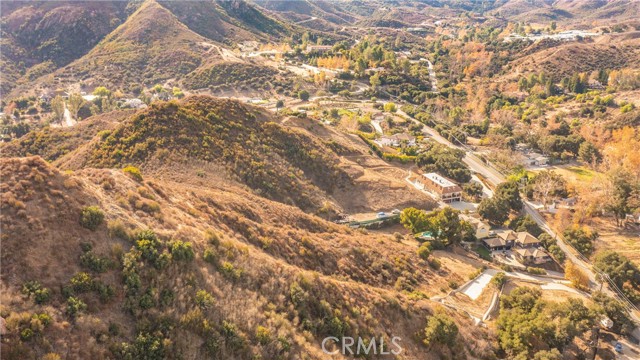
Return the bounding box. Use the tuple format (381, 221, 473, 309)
(565, 261, 589, 290)
(92, 86, 111, 97)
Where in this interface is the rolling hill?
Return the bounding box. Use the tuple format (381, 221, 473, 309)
(2, 96, 434, 215)
(0, 96, 492, 358)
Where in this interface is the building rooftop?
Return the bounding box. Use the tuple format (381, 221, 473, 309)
(497, 230, 517, 241)
(514, 247, 548, 258)
(516, 232, 539, 245)
(484, 237, 507, 248)
(422, 173, 457, 188)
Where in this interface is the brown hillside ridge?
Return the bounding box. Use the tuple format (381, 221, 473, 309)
(3, 96, 433, 216)
(0, 156, 494, 359)
(508, 35, 640, 81)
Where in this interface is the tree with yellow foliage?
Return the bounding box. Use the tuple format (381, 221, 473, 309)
(565, 261, 589, 290)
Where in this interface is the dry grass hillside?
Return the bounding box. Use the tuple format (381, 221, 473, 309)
(2, 96, 433, 216)
(0, 156, 495, 359)
(0, 1, 132, 94)
(3, 0, 296, 98)
(506, 35, 640, 81)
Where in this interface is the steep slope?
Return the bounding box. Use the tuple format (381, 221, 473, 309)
(158, 0, 290, 45)
(6, 0, 220, 97)
(0, 155, 494, 359)
(0, 1, 132, 94)
(505, 35, 640, 81)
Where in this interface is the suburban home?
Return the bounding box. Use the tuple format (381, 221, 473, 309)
(522, 152, 549, 166)
(306, 45, 333, 53)
(515, 232, 541, 248)
(460, 214, 491, 239)
(376, 133, 416, 147)
(417, 173, 462, 203)
(497, 230, 517, 247)
(514, 247, 551, 265)
(482, 237, 511, 251)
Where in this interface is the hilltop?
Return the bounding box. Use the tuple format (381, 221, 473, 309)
(0, 1, 132, 94)
(2, 0, 297, 98)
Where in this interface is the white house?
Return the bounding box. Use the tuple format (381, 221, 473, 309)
(375, 133, 416, 147)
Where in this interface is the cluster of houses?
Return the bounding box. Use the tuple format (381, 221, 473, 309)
(482, 230, 552, 265)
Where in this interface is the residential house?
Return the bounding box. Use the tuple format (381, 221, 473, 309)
(417, 173, 462, 203)
(497, 230, 518, 247)
(514, 247, 551, 265)
(515, 232, 541, 248)
(306, 45, 333, 53)
(482, 237, 511, 251)
(522, 151, 549, 166)
(460, 214, 491, 239)
(376, 133, 416, 147)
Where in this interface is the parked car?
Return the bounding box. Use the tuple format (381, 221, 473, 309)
(391, 209, 401, 215)
(377, 212, 387, 218)
(615, 342, 623, 353)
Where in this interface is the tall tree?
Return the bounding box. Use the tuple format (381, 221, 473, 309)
(50, 96, 65, 124)
(67, 93, 85, 120)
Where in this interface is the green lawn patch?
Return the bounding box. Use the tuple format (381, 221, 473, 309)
(474, 245, 492, 261)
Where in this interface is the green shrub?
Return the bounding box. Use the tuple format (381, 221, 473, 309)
(219, 261, 243, 281)
(526, 267, 546, 275)
(22, 281, 51, 304)
(80, 251, 113, 273)
(417, 242, 432, 260)
(20, 328, 34, 341)
(80, 206, 104, 231)
(66, 297, 87, 318)
(424, 311, 458, 348)
(491, 272, 507, 288)
(203, 247, 219, 264)
(195, 290, 215, 310)
(428, 258, 441, 270)
(255, 326, 272, 345)
(169, 240, 194, 262)
(69, 272, 93, 293)
(123, 166, 143, 181)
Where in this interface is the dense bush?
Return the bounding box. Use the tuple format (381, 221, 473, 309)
(123, 165, 143, 181)
(563, 227, 596, 256)
(22, 281, 51, 304)
(423, 311, 458, 348)
(79, 206, 104, 231)
(169, 240, 194, 262)
(417, 242, 432, 260)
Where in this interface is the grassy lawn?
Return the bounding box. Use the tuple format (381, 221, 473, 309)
(474, 245, 492, 261)
(564, 166, 596, 181)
